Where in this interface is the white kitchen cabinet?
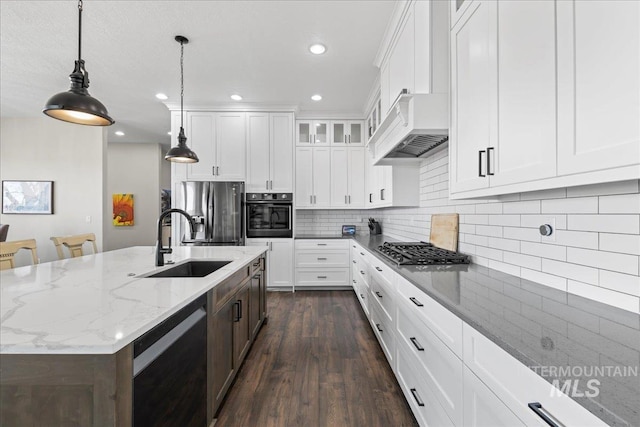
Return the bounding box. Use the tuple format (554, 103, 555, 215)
(463, 323, 608, 427)
(246, 238, 294, 290)
(330, 147, 365, 208)
(450, 0, 640, 198)
(396, 297, 463, 426)
(185, 112, 218, 181)
(367, 161, 419, 208)
(246, 112, 294, 192)
(331, 120, 364, 146)
(463, 365, 526, 427)
(296, 120, 330, 146)
(295, 147, 331, 208)
(449, 0, 496, 194)
(294, 239, 350, 290)
(556, 0, 639, 176)
(185, 112, 246, 181)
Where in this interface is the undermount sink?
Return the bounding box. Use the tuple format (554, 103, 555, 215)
(145, 261, 231, 278)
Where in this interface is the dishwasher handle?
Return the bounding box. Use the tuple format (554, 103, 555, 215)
(133, 306, 206, 377)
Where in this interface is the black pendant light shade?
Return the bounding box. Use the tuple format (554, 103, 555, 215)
(165, 127, 199, 163)
(165, 35, 199, 163)
(43, 1, 114, 126)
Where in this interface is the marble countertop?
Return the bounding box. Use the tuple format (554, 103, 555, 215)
(0, 246, 266, 355)
(351, 234, 640, 427)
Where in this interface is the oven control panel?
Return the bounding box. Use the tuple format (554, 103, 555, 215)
(247, 193, 293, 201)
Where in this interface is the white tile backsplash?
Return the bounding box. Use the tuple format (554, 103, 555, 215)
(295, 155, 640, 313)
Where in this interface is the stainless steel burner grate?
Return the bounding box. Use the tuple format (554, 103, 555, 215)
(376, 241, 470, 266)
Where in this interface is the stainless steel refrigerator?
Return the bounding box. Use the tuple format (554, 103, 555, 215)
(179, 181, 244, 245)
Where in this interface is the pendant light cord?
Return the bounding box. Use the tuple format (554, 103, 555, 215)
(180, 39, 185, 130)
(77, 0, 83, 62)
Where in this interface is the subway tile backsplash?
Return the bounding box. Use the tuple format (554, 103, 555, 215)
(295, 149, 640, 313)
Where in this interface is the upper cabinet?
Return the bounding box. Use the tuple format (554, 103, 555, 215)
(184, 112, 246, 181)
(246, 112, 294, 192)
(556, 0, 639, 176)
(331, 121, 364, 146)
(296, 120, 330, 145)
(450, 0, 639, 199)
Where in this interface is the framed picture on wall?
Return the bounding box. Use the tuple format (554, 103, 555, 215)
(1, 180, 54, 214)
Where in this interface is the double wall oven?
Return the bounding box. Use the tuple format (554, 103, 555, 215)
(245, 193, 293, 238)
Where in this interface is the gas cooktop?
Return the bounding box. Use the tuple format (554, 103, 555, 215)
(376, 241, 470, 266)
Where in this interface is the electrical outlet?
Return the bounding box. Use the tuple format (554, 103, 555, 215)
(540, 217, 556, 242)
(85, 215, 92, 223)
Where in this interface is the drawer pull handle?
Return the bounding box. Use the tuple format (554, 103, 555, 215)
(317, 257, 327, 260)
(252, 274, 261, 279)
(409, 297, 424, 307)
(353, 280, 356, 284)
(360, 293, 365, 299)
(375, 266, 383, 272)
(410, 388, 425, 407)
(528, 403, 559, 427)
(360, 252, 365, 256)
(375, 323, 383, 333)
(353, 260, 357, 264)
(317, 243, 327, 246)
(375, 291, 383, 298)
(410, 337, 425, 351)
(360, 270, 365, 275)
(317, 276, 327, 279)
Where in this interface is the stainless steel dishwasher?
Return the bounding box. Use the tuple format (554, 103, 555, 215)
(133, 294, 207, 427)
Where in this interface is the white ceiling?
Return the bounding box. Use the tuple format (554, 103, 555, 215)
(0, 0, 395, 147)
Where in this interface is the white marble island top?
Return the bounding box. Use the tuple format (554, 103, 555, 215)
(0, 246, 266, 355)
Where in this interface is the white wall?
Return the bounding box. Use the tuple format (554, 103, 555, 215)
(105, 143, 164, 251)
(0, 117, 106, 265)
(296, 149, 640, 313)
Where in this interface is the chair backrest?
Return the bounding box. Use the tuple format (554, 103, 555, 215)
(0, 224, 9, 242)
(50, 233, 98, 259)
(0, 239, 39, 271)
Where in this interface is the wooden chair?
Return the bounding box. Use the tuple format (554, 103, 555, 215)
(0, 239, 39, 270)
(50, 233, 98, 259)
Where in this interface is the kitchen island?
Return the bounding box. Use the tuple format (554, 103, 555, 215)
(0, 245, 267, 426)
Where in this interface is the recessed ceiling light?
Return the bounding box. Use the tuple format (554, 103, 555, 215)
(230, 94, 243, 101)
(309, 44, 326, 55)
(155, 93, 168, 100)
(115, 131, 125, 136)
(311, 94, 322, 101)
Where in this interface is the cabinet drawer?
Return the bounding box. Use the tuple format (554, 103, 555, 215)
(463, 323, 607, 427)
(397, 303, 463, 426)
(295, 269, 349, 287)
(295, 239, 350, 250)
(295, 251, 350, 268)
(355, 282, 369, 318)
(370, 302, 395, 368)
(369, 271, 395, 325)
(397, 276, 463, 358)
(214, 265, 250, 311)
(397, 344, 455, 427)
(351, 259, 369, 286)
(368, 256, 395, 285)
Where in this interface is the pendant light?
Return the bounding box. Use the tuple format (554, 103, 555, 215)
(165, 35, 199, 163)
(43, 0, 114, 126)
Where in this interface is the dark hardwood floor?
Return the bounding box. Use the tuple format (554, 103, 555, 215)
(214, 290, 418, 427)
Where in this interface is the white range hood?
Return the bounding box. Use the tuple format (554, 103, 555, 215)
(367, 90, 449, 166)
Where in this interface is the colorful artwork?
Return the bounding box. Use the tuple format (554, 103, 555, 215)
(113, 194, 134, 226)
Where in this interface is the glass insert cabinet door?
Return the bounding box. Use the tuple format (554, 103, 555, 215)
(350, 122, 363, 144)
(296, 120, 330, 145)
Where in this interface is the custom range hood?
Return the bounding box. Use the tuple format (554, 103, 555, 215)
(368, 89, 448, 166)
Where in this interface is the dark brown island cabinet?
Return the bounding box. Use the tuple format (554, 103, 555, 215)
(0, 254, 267, 426)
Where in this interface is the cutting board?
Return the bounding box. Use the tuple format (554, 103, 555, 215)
(429, 214, 459, 251)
